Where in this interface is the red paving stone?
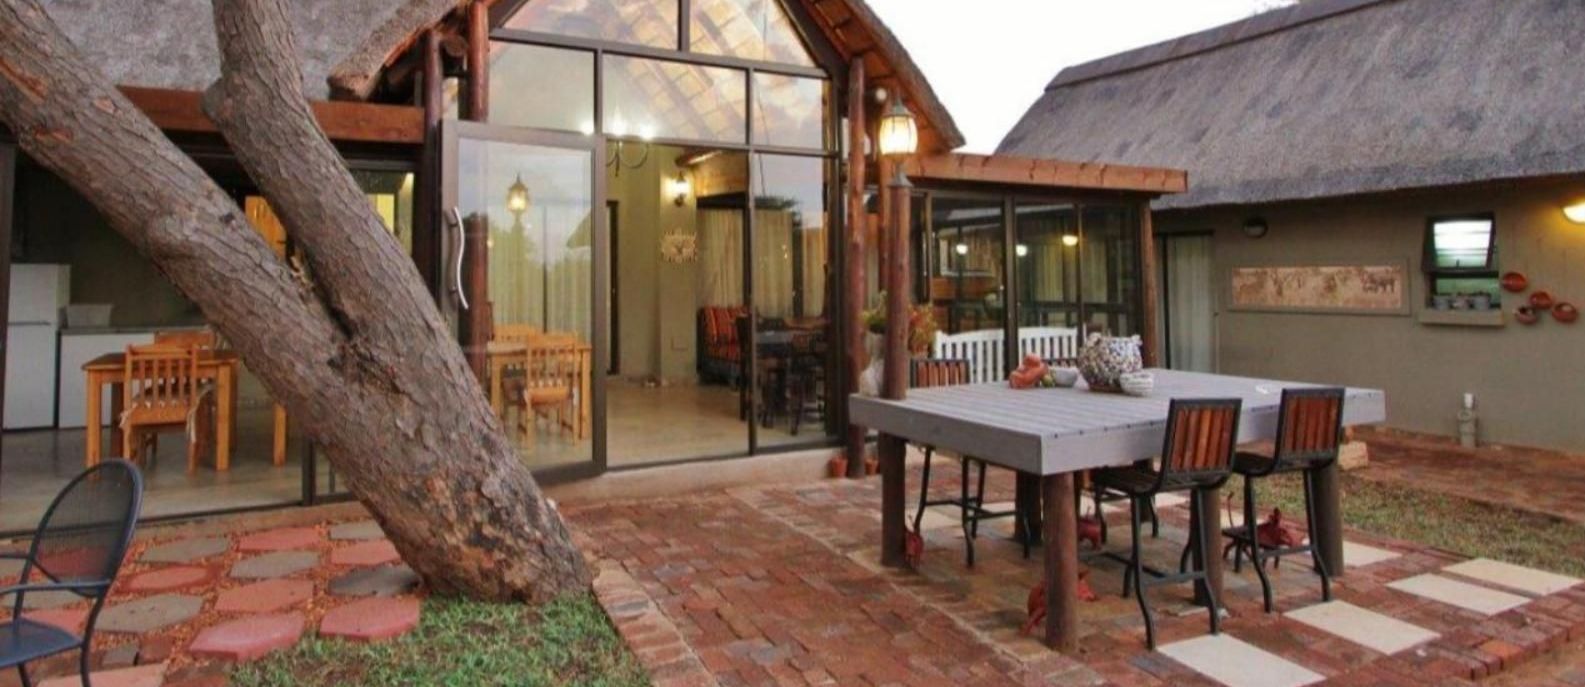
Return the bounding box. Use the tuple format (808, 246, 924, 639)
(214, 578, 315, 613)
(319, 597, 422, 642)
(188, 613, 305, 662)
(236, 526, 321, 552)
(329, 539, 400, 567)
(122, 565, 215, 593)
(25, 607, 88, 634)
(36, 662, 166, 687)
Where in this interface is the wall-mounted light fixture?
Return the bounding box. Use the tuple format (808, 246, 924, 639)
(505, 174, 530, 219)
(1242, 217, 1270, 239)
(954, 242, 969, 256)
(668, 171, 692, 207)
(877, 99, 919, 161)
(1565, 201, 1585, 225)
(1061, 233, 1080, 248)
(1015, 244, 1029, 257)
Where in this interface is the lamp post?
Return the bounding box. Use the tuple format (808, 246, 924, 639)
(877, 97, 917, 401)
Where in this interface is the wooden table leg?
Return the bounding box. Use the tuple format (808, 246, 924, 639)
(216, 365, 234, 472)
(1192, 485, 1225, 607)
(489, 359, 504, 418)
(1042, 472, 1079, 653)
(1312, 462, 1345, 576)
(579, 350, 591, 440)
(109, 381, 123, 459)
(85, 373, 103, 467)
(272, 404, 287, 467)
(879, 433, 907, 568)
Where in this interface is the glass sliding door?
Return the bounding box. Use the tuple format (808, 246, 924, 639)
(921, 196, 1007, 382)
(444, 122, 603, 477)
(1080, 204, 1142, 337)
(750, 154, 834, 449)
(1013, 202, 1083, 362)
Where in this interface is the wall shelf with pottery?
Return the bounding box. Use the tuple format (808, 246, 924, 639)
(1418, 308, 1505, 328)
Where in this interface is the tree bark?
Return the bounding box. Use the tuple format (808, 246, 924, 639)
(0, 0, 589, 602)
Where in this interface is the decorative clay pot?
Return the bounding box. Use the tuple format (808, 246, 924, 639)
(1077, 333, 1144, 393)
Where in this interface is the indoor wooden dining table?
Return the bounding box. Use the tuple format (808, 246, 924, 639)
(849, 369, 1386, 652)
(487, 340, 593, 440)
(82, 350, 287, 471)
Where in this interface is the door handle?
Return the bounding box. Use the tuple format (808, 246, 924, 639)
(447, 207, 470, 312)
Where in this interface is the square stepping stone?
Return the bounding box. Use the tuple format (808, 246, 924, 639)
(38, 662, 165, 687)
(329, 521, 386, 541)
(231, 551, 319, 580)
(329, 565, 421, 598)
(98, 594, 203, 633)
(1159, 634, 1324, 687)
(319, 597, 421, 642)
(123, 565, 216, 593)
(330, 540, 401, 567)
(916, 508, 960, 531)
(1388, 574, 1529, 616)
(141, 537, 230, 564)
(190, 613, 305, 662)
(237, 527, 321, 552)
(1285, 601, 1439, 654)
(216, 579, 315, 613)
(1342, 541, 1400, 567)
(1444, 558, 1581, 597)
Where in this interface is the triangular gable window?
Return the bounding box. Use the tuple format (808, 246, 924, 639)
(690, 0, 816, 67)
(503, 0, 678, 50)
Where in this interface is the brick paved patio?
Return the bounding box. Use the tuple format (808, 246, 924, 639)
(567, 457, 1585, 687)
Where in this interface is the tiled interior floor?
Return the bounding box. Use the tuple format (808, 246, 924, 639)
(568, 458, 1585, 686)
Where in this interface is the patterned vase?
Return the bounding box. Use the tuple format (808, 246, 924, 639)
(1077, 333, 1143, 392)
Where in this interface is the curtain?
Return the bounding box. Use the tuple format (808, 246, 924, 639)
(697, 208, 822, 319)
(1165, 235, 1216, 372)
(698, 209, 744, 307)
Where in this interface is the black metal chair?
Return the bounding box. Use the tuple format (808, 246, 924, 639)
(1, 460, 143, 687)
(1224, 387, 1346, 613)
(909, 358, 1027, 567)
(1094, 398, 1242, 650)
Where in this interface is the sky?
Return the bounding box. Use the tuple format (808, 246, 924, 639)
(865, 1, 1295, 153)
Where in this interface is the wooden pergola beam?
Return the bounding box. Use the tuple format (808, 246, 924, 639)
(119, 87, 424, 145)
(904, 152, 1188, 195)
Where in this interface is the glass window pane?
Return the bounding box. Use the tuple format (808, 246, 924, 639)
(752, 154, 833, 447)
(603, 55, 746, 144)
(504, 0, 677, 50)
(925, 198, 1006, 339)
(457, 139, 595, 470)
(1080, 205, 1141, 337)
(1014, 203, 1081, 359)
(1430, 218, 1494, 270)
(489, 43, 595, 133)
(691, 0, 816, 66)
(752, 73, 826, 149)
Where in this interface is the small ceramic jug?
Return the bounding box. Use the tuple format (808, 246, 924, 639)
(1077, 332, 1143, 392)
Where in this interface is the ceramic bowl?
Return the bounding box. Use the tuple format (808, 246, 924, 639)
(1119, 372, 1155, 397)
(1050, 367, 1080, 388)
(1554, 302, 1579, 324)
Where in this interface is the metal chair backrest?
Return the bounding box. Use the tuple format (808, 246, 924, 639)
(122, 344, 201, 425)
(1156, 398, 1242, 489)
(14, 461, 142, 616)
(1274, 387, 1346, 466)
(911, 358, 971, 389)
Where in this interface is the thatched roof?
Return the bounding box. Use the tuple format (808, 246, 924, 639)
(43, 0, 402, 101)
(998, 0, 1585, 210)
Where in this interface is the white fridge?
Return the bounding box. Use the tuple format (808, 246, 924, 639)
(5, 264, 69, 429)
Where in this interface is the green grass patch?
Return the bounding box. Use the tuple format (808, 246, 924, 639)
(230, 595, 648, 687)
(1256, 473, 1585, 577)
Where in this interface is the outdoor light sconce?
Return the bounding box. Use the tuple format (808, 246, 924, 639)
(877, 99, 919, 161)
(954, 242, 970, 256)
(1242, 217, 1270, 239)
(668, 171, 692, 207)
(1016, 244, 1030, 257)
(505, 174, 530, 219)
(1565, 201, 1585, 225)
(1061, 233, 1080, 248)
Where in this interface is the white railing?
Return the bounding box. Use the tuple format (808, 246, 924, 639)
(933, 327, 1080, 384)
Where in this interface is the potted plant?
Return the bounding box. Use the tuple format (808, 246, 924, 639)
(859, 292, 939, 395)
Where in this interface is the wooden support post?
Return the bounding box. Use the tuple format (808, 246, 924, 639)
(1191, 486, 1225, 607)
(460, 1, 491, 382)
(412, 29, 442, 297)
(881, 175, 912, 401)
(1312, 462, 1345, 576)
(1041, 473, 1079, 653)
(876, 153, 894, 287)
(843, 58, 869, 477)
(1138, 202, 1162, 368)
(879, 433, 907, 567)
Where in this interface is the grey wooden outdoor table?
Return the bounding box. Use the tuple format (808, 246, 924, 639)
(849, 369, 1387, 652)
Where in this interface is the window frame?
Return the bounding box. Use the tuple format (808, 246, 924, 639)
(1422, 212, 1498, 299)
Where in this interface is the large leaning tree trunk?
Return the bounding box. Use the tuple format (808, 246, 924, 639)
(0, 0, 590, 602)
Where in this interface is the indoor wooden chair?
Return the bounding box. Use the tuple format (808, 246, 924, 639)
(909, 358, 1026, 567)
(1093, 397, 1242, 650)
(1223, 387, 1346, 613)
(119, 344, 214, 472)
(520, 340, 579, 443)
(493, 323, 540, 347)
(153, 328, 217, 351)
